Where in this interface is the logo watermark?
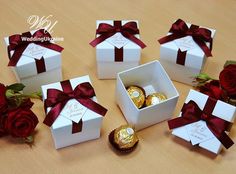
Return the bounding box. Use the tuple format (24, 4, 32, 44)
(27, 15, 64, 42)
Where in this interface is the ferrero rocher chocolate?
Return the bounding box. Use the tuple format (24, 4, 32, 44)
(145, 92, 167, 106)
(109, 125, 139, 153)
(126, 86, 145, 109)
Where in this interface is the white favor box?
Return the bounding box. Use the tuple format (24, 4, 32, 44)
(95, 20, 141, 79)
(172, 89, 236, 154)
(41, 75, 104, 149)
(116, 60, 179, 131)
(4, 30, 62, 93)
(159, 21, 216, 85)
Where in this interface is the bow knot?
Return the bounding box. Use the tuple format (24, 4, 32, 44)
(43, 82, 107, 128)
(90, 21, 146, 49)
(168, 99, 234, 149)
(159, 19, 213, 57)
(7, 29, 64, 67)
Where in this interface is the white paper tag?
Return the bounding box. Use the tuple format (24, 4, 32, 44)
(174, 36, 197, 52)
(60, 99, 87, 123)
(106, 33, 129, 48)
(22, 43, 47, 60)
(185, 120, 215, 145)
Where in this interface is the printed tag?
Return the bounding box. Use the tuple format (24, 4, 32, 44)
(106, 33, 129, 48)
(60, 99, 87, 123)
(185, 120, 215, 145)
(23, 43, 47, 60)
(174, 36, 197, 52)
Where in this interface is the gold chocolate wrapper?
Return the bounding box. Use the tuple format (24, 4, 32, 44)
(126, 86, 145, 109)
(109, 125, 139, 153)
(145, 92, 167, 106)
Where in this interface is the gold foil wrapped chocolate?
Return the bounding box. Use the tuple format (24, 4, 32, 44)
(145, 92, 167, 106)
(109, 125, 139, 153)
(126, 86, 145, 109)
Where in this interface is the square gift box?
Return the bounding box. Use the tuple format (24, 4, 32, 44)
(90, 20, 146, 79)
(41, 75, 107, 149)
(4, 29, 63, 93)
(169, 89, 236, 154)
(159, 19, 216, 85)
(116, 60, 179, 131)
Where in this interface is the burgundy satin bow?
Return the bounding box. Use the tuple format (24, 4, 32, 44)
(158, 19, 213, 57)
(90, 21, 146, 49)
(7, 29, 64, 66)
(43, 81, 107, 133)
(168, 99, 233, 149)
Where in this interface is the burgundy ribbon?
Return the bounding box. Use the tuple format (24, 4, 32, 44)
(168, 98, 234, 149)
(90, 21, 146, 49)
(158, 19, 213, 57)
(7, 29, 64, 73)
(43, 80, 107, 134)
(176, 49, 187, 65)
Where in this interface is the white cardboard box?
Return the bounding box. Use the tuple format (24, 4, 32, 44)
(159, 21, 216, 85)
(172, 89, 236, 154)
(4, 30, 63, 93)
(41, 75, 104, 149)
(116, 60, 179, 131)
(95, 20, 142, 79)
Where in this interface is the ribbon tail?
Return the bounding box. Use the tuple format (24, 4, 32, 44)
(90, 33, 115, 47)
(168, 117, 197, 130)
(8, 45, 28, 66)
(158, 34, 184, 44)
(78, 98, 107, 116)
(193, 38, 212, 57)
(215, 131, 234, 149)
(43, 101, 67, 127)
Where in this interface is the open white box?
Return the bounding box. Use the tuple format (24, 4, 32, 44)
(41, 75, 104, 149)
(172, 89, 236, 154)
(95, 20, 141, 79)
(116, 60, 179, 131)
(4, 30, 63, 93)
(159, 21, 216, 85)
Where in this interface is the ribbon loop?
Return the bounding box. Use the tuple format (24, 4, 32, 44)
(168, 99, 234, 149)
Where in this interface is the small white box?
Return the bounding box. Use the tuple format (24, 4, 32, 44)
(116, 60, 179, 131)
(159, 20, 216, 85)
(4, 30, 63, 93)
(95, 20, 142, 79)
(172, 89, 236, 154)
(41, 75, 105, 149)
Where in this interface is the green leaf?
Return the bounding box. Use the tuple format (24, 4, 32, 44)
(224, 60, 236, 68)
(29, 91, 42, 100)
(7, 83, 25, 92)
(24, 135, 34, 143)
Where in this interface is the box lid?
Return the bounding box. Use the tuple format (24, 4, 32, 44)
(172, 89, 236, 154)
(96, 20, 141, 62)
(41, 75, 102, 130)
(161, 22, 216, 70)
(4, 30, 62, 79)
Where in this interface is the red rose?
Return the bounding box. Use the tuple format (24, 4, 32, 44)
(199, 80, 223, 100)
(0, 115, 7, 137)
(0, 83, 8, 114)
(5, 108, 38, 138)
(219, 64, 236, 99)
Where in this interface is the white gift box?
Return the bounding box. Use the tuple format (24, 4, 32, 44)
(95, 20, 142, 79)
(4, 30, 63, 93)
(116, 60, 179, 131)
(172, 89, 236, 154)
(159, 20, 216, 85)
(41, 75, 104, 149)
